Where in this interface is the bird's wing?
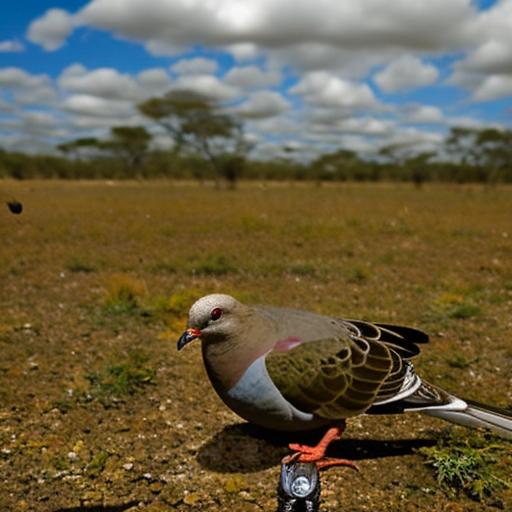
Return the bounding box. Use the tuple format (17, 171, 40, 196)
(265, 333, 408, 419)
(342, 319, 429, 359)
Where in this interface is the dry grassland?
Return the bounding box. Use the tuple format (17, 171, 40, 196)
(1, 180, 511, 511)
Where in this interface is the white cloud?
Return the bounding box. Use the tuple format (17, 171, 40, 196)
(171, 57, 218, 75)
(374, 56, 439, 92)
(172, 74, 239, 101)
(225, 43, 259, 61)
(0, 67, 45, 87)
(448, 1, 512, 101)
(137, 68, 172, 95)
(27, 0, 479, 74)
(27, 8, 75, 51)
(11, 0, 512, 157)
(473, 75, 512, 102)
(235, 91, 289, 118)
(58, 64, 141, 100)
(0, 68, 57, 105)
(402, 105, 444, 124)
(224, 66, 281, 90)
(291, 71, 380, 110)
(0, 40, 24, 53)
(62, 94, 135, 118)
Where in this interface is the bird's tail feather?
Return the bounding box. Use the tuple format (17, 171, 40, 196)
(423, 399, 512, 439)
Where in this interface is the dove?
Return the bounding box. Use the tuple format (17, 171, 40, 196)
(177, 294, 512, 468)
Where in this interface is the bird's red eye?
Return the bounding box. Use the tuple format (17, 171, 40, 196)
(210, 307, 223, 321)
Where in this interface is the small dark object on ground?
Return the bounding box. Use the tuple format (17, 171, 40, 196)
(7, 200, 23, 214)
(277, 461, 321, 512)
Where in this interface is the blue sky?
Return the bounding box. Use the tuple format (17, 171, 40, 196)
(1, 0, 511, 159)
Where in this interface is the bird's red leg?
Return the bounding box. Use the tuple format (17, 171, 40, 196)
(282, 424, 358, 471)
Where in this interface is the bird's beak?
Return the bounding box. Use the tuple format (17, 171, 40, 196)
(177, 327, 202, 350)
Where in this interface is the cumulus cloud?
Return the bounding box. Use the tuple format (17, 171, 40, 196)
(27, 8, 75, 51)
(235, 91, 289, 118)
(402, 104, 444, 124)
(137, 68, 172, 95)
(0, 67, 57, 105)
(374, 56, 439, 92)
(0, 67, 46, 87)
(448, 1, 512, 101)
(172, 74, 238, 101)
(224, 66, 281, 90)
(10, 0, 512, 156)
(62, 94, 135, 118)
(171, 57, 218, 75)
(26, 0, 479, 74)
(472, 75, 512, 102)
(0, 40, 24, 53)
(58, 64, 141, 100)
(291, 71, 380, 111)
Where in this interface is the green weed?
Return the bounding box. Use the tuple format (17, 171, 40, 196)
(102, 274, 147, 315)
(419, 430, 512, 502)
(429, 291, 481, 322)
(65, 257, 96, 273)
(446, 355, 476, 369)
(84, 350, 155, 406)
(288, 262, 318, 277)
(344, 265, 369, 283)
(188, 254, 237, 276)
(87, 451, 109, 476)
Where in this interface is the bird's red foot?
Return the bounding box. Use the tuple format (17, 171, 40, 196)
(281, 426, 359, 471)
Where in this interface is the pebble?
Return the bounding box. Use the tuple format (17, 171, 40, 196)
(123, 463, 134, 471)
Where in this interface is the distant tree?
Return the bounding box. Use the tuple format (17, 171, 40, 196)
(138, 90, 248, 187)
(311, 149, 360, 181)
(403, 152, 435, 188)
(57, 137, 101, 160)
(101, 126, 151, 169)
(445, 127, 512, 182)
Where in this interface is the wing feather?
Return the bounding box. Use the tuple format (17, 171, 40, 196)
(265, 335, 397, 419)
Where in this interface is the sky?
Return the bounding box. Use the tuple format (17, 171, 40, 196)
(1, 0, 511, 160)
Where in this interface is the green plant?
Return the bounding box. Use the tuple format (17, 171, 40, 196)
(189, 254, 237, 276)
(65, 257, 96, 273)
(84, 350, 155, 406)
(345, 265, 369, 283)
(429, 291, 481, 322)
(102, 274, 147, 314)
(419, 431, 512, 501)
(87, 451, 109, 476)
(446, 355, 477, 369)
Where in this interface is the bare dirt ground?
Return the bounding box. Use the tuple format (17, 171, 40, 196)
(1, 180, 511, 511)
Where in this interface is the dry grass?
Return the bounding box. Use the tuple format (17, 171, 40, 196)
(1, 180, 511, 511)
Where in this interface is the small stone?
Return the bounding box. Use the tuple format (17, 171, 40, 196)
(143, 472, 152, 480)
(80, 490, 103, 504)
(67, 451, 78, 461)
(239, 490, 256, 502)
(183, 492, 201, 505)
(123, 463, 134, 471)
(150, 482, 163, 494)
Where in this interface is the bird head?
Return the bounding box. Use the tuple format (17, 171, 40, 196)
(177, 293, 244, 350)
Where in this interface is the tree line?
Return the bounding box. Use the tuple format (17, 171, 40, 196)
(1, 90, 511, 185)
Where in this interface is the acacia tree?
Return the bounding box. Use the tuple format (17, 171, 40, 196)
(57, 137, 100, 160)
(102, 126, 151, 169)
(58, 126, 152, 175)
(138, 90, 248, 187)
(445, 127, 512, 182)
